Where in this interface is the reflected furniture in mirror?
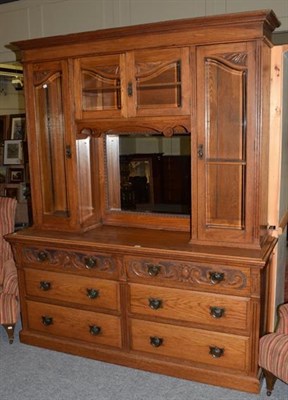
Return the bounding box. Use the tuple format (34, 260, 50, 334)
(6, 10, 285, 394)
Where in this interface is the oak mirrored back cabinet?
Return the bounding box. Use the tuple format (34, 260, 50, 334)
(7, 10, 287, 393)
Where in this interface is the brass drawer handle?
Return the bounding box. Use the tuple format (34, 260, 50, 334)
(210, 306, 225, 319)
(84, 256, 97, 269)
(37, 251, 48, 262)
(150, 336, 163, 348)
(147, 264, 161, 277)
(148, 298, 163, 310)
(40, 281, 51, 291)
(209, 346, 224, 358)
(209, 271, 225, 285)
(86, 288, 99, 299)
(41, 316, 53, 326)
(89, 325, 101, 336)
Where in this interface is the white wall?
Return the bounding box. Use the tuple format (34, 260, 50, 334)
(0, 78, 25, 114)
(0, 0, 288, 62)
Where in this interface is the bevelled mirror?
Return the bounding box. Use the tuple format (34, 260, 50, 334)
(105, 133, 191, 217)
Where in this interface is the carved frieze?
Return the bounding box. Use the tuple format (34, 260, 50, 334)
(126, 258, 249, 293)
(22, 247, 117, 276)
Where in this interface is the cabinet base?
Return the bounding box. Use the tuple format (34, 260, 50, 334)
(19, 330, 261, 394)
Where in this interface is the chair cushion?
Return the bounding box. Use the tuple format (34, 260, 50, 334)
(259, 333, 288, 383)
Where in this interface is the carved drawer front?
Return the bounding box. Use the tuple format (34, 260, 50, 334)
(126, 256, 250, 295)
(26, 300, 122, 348)
(24, 269, 120, 311)
(129, 283, 249, 332)
(131, 319, 248, 371)
(22, 247, 118, 278)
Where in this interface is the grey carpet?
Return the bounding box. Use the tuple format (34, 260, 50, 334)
(1, 322, 287, 400)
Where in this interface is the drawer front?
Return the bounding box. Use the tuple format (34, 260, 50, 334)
(126, 256, 250, 296)
(131, 319, 249, 371)
(24, 268, 120, 311)
(22, 246, 118, 279)
(26, 300, 122, 348)
(129, 283, 249, 331)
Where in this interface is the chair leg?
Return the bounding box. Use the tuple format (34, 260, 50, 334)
(2, 323, 16, 344)
(263, 368, 278, 396)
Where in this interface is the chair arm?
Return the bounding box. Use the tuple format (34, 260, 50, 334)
(2, 258, 19, 297)
(276, 303, 288, 334)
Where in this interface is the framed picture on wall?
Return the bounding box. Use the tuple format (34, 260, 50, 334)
(0, 115, 8, 144)
(9, 167, 24, 183)
(3, 140, 23, 164)
(4, 186, 18, 200)
(10, 115, 26, 140)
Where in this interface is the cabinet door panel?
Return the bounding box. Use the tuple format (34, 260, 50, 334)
(196, 43, 255, 244)
(207, 164, 245, 229)
(133, 48, 190, 116)
(35, 71, 68, 216)
(75, 48, 190, 119)
(29, 61, 75, 229)
(76, 55, 122, 118)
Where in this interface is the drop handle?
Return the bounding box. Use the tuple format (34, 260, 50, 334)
(150, 336, 164, 348)
(147, 264, 161, 277)
(89, 325, 101, 336)
(37, 251, 48, 262)
(210, 306, 225, 319)
(209, 271, 225, 285)
(197, 144, 204, 159)
(84, 256, 97, 269)
(41, 316, 53, 326)
(40, 281, 51, 291)
(209, 346, 224, 358)
(86, 288, 99, 299)
(148, 298, 163, 310)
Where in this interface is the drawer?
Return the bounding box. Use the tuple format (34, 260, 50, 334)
(21, 246, 118, 279)
(24, 268, 120, 312)
(126, 256, 250, 296)
(131, 319, 249, 371)
(129, 283, 249, 331)
(26, 300, 122, 348)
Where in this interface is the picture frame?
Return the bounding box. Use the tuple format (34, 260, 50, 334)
(0, 166, 6, 183)
(10, 115, 26, 140)
(9, 167, 24, 183)
(3, 140, 23, 165)
(4, 186, 18, 199)
(0, 115, 8, 144)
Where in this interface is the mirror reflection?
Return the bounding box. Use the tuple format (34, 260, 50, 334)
(105, 133, 191, 215)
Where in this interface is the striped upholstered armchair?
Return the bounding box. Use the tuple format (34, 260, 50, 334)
(0, 196, 19, 343)
(259, 303, 288, 396)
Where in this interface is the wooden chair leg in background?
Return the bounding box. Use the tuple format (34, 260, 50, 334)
(2, 323, 16, 344)
(263, 368, 278, 396)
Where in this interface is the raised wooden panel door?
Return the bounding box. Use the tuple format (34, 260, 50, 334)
(196, 43, 255, 245)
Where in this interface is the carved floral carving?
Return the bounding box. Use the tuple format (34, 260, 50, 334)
(127, 258, 248, 290)
(23, 247, 116, 275)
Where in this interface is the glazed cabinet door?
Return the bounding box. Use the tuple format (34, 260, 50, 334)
(74, 54, 122, 119)
(74, 48, 190, 119)
(131, 47, 190, 117)
(195, 42, 256, 245)
(25, 60, 78, 230)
